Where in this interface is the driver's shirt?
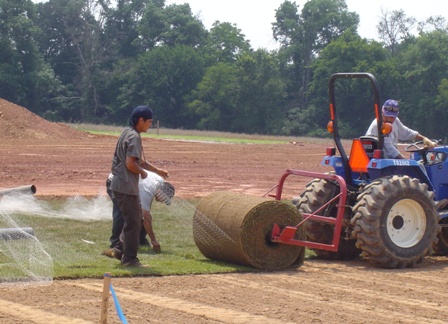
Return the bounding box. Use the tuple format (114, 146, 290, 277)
(366, 117, 418, 158)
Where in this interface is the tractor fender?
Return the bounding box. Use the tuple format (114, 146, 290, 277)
(367, 159, 433, 191)
(321, 155, 346, 177)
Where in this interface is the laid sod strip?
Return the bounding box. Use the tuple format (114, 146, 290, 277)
(0, 193, 315, 282)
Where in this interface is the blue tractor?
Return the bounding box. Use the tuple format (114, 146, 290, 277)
(284, 73, 448, 268)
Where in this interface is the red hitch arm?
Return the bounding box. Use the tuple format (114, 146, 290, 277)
(269, 169, 348, 252)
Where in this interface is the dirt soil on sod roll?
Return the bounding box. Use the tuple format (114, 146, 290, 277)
(0, 98, 448, 323)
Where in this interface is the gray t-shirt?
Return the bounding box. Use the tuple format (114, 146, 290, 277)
(110, 127, 142, 195)
(366, 117, 418, 158)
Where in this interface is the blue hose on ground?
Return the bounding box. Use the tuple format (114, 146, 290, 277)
(110, 283, 128, 324)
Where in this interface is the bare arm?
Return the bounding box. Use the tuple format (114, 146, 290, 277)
(142, 209, 160, 253)
(126, 156, 148, 179)
(141, 160, 169, 179)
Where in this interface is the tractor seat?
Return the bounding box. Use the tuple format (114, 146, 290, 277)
(359, 136, 379, 159)
(349, 136, 379, 173)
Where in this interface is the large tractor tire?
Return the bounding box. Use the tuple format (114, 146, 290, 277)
(352, 175, 440, 268)
(296, 177, 361, 260)
(433, 217, 448, 255)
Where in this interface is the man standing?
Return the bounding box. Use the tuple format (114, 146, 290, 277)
(108, 105, 168, 267)
(105, 170, 174, 255)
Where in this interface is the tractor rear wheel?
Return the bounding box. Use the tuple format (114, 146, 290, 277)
(296, 177, 360, 260)
(352, 175, 440, 268)
(433, 224, 448, 255)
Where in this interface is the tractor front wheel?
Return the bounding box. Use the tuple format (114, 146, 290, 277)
(352, 175, 440, 268)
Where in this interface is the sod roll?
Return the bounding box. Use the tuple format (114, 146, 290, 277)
(193, 191, 305, 271)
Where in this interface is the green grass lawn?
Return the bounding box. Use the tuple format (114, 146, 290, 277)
(69, 123, 330, 145)
(0, 195, 259, 282)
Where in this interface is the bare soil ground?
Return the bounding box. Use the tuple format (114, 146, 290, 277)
(0, 99, 447, 323)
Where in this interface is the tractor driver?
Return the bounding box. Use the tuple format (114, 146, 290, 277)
(365, 99, 437, 159)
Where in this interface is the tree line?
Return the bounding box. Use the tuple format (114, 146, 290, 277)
(2, 0, 448, 139)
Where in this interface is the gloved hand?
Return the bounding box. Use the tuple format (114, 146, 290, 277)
(423, 137, 437, 149)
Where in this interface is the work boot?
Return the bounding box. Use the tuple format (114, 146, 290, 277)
(121, 258, 148, 268)
(101, 248, 123, 261)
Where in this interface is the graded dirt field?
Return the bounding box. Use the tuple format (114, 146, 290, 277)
(0, 99, 447, 323)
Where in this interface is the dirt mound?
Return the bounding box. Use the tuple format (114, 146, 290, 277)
(0, 98, 89, 140)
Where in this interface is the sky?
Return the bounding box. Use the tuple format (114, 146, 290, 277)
(165, 0, 448, 50)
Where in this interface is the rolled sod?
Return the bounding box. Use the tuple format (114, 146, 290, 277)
(193, 191, 305, 271)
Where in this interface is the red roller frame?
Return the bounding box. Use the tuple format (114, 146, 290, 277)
(268, 169, 347, 252)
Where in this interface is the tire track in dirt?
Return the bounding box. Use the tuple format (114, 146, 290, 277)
(58, 262, 448, 324)
(62, 281, 294, 324)
(210, 274, 445, 324)
(303, 260, 448, 299)
(260, 273, 444, 312)
(0, 260, 446, 323)
(0, 298, 92, 324)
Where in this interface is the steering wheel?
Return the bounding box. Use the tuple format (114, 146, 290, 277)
(405, 139, 439, 153)
(405, 140, 427, 153)
(405, 139, 439, 165)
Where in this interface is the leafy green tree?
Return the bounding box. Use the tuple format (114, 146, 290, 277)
(0, 0, 35, 103)
(188, 50, 286, 134)
(115, 45, 205, 128)
(273, 0, 359, 110)
(137, 2, 207, 50)
(187, 62, 239, 131)
(0, 0, 64, 114)
(98, 0, 148, 59)
(234, 50, 286, 134)
(273, 0, 303, 109)
(205, 21, 252, 63)
(35, 0, 118, 122)
(434, 79, 448, 140)
(34, 0, 78, 85)
(281, 104, 326, 137)
(417, 16, 448, 34)
(377, 9, 416, 55)
(398, 30, 448, 136)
